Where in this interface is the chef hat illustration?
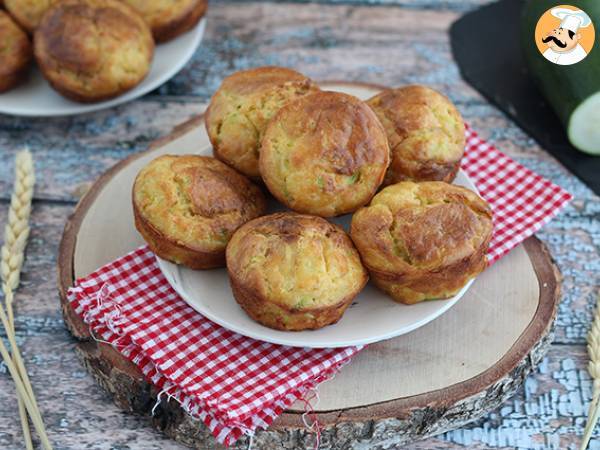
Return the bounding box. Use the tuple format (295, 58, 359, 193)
(551, 7, 592, 33)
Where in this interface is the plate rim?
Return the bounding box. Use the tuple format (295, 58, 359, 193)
(0, 18, 206, 117)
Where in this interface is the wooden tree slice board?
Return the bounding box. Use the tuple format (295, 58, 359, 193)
(57, 82, 561, 449)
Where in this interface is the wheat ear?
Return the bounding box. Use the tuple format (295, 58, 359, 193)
(2, 150, 34, 450)
(1, 150, 52, 450)
(581, 296, 600, 450)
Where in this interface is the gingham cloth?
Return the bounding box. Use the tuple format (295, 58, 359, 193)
(462, 126, 571, 262)
(67, 125, 572, 446)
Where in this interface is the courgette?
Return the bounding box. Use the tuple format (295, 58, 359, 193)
(521, 0, 600, 155)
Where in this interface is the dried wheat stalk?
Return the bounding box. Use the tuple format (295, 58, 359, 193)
(2, 150, 34, 298)
(581, 296, 600, 450)
(1, 150, 52, 450)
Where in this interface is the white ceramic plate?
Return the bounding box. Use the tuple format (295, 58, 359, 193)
(157, 170, 480, 348)
(0, 19, 206, 117)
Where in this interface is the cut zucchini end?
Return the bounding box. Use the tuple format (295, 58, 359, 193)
(568, 91, 600, 155)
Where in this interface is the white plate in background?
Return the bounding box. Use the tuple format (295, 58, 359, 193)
(0, 19, 206, 117)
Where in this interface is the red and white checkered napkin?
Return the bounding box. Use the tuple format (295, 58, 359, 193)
(67, 249, 360, 445)
(462, 125, 572, 263)
(67, 125, 571, 446)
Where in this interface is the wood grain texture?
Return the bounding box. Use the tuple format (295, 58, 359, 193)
(0, 1, 598, 449)
(64, 316, 554, 450)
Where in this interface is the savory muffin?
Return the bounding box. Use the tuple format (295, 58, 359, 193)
(205, 66, 320, 179)
(5, 0, 57, 33)
(260, 91, 390, 217)
(121, 0, 207, 42)
(367, 85, 465, 184)
(133, 155, 266, 269)
(226, 212, 368, 331)
(0, 11, 32, 92)
(350, 182, 493, 304)
(34, 0, 154, 103)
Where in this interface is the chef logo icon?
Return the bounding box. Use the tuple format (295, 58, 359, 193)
(535, 5, 595, 65)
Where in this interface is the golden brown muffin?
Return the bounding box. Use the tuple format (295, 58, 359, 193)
(5, 0, 57, 33)
(205, 66, 320, 179)
(0, 10, 32, 92)
(122, 0, 207, 43)
(226, 212, 368, 331)
(367, 85, 465, 184)
(350, 182, 493, 304)
(34, 0, 154, 103)
(260, 91, 390, 217)
(133, 155, 266, 269)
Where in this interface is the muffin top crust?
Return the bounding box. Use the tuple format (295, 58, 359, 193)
(121, 0, 207, 42)
(260, 91, 390, 217)
(0, 10, 32, 84)
(205, 66, 319, 178)
(34, 0, 154, 102)
(133, 155, 266, 254)
(368, 85, 465, 184)
(5, 0, 57, 32)
(227, 212, 367, 311)
(351, 181, 493, 274)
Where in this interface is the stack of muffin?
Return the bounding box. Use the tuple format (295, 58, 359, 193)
(0, 0, 207, 101)
(132, 67, 494, 332)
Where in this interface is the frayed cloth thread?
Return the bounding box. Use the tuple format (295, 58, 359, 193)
(69, 281, 337, 447)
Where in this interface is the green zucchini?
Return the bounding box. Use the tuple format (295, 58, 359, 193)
(521, 0, 600, 154)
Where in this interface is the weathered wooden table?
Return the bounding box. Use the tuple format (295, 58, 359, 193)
(0, 1, 598, 449)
